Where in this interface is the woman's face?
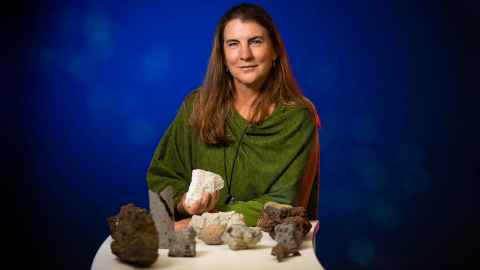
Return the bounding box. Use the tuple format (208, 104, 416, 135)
(223, 19, 277, 91)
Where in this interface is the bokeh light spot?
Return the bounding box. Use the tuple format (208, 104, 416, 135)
(347, 238, 375, 267)
(321, 190, 360, 217)
(142, 48, 171, 82)
(368, 201, 401, 230)
(401, 168, 431, 194)
(65, 53, 94, 82)
(84, 12, 114, 59)
(352, 115, 378, 144)
(356, 159, 389, 191)
(394, 143, 426, 172)
(126, 118, 155, 145)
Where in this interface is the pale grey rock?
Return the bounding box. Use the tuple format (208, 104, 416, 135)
(221, 224, 262, 250)
(168, 227, 196, 257)
(185, 169, 224, 207)
(190, 211, 245, 234)
(149, 186, 175, 248)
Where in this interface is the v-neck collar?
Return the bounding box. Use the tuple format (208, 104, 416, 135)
(230, 104, 284, 129)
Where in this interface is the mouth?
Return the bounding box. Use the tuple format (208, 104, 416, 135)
(239, 65, 258, 69)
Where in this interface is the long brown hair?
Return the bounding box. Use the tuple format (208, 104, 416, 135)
(191, 3, 316, 145)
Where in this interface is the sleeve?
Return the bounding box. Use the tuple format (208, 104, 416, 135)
(146, 101, 192, 210)
(221, 108, 317, 226)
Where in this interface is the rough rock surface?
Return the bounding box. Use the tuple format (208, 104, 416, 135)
(185, 169, 224, 207)
(221, 224, 262, 250)
(168, 227, 196, 257)
(271, 243, 301, 262)
(107, 204, 159, 267)
(257, 202, 311, 239)
(282, 216, 312, 236)
(256, 202, 291, 238)
(191, 211, 245, 234)
(149, 187, 175, 248)
(274, 223, 304, 251)
(198, 224, 226, 245)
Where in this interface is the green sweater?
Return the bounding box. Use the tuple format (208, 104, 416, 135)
(146, 93, 316, 226)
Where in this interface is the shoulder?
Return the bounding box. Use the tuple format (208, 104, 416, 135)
(279, 96, 319, 128)
(183, 89, 199, 106)
(178, 88, 200, 115)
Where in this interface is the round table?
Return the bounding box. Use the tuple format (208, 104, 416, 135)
(91, 221, 324, 270)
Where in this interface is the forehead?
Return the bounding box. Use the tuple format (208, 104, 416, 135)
(223, 18, 269, 40)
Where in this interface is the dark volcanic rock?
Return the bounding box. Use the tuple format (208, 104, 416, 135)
(168, 227, 196, 257)
(257, 202, 312, 239)
(271, 243, 301, 262)
(274, 223, 304, 251)
(108, 204, 159, 267)
(282, 216, 312, 236)
(257, 202, 291, 238)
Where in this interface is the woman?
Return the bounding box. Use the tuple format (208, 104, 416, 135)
(147, 3, 320, 227)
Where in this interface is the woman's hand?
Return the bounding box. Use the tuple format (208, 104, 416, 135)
(177, 191, 219, 216)
(174, 218, 192, 231)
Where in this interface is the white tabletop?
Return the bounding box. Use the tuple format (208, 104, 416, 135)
(91, 221, 324, 270)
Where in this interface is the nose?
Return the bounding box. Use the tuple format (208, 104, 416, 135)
(239, 43, 253, 61)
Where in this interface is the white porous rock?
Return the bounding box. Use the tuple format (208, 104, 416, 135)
(185, 169, 224, 207)
(190, 211, 245, 234)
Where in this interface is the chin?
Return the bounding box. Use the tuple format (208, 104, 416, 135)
(234, 74, 263, 87)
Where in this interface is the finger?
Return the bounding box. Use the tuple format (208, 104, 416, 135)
(174, 218, 191, 231)
(207, 197, 215, 211)
(212, 191, 219, 202)
(200, 192, 211, 211)
(185, 198, 202, 215)
(191, 202, 202, 215)
(208, 192, 219, 210)
(178, 193, 192, 215)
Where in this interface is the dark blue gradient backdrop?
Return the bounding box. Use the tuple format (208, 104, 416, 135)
(5, 0, 477, 269)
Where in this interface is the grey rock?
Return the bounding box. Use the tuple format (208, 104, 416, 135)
(274, 223, 304, 251)
(168, 227, 197, 257)
(149, 187, 175, 249)
(222, 224, 262, 250)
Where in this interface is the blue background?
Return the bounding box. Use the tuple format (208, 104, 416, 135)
(4, 0, 477, 269)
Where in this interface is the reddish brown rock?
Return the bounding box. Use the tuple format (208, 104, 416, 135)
(282, 216, 312, 236)
(271, 243, 301, 262)
(256, 203, 291, 238)
(257, 202, 312, 239)
(108, 204, 159, 267)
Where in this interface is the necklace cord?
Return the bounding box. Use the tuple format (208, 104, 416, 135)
(224, 124, 251, 202)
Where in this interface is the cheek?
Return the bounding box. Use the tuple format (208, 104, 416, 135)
(224, 50, 238, 66)
(255, 48, 274, 63)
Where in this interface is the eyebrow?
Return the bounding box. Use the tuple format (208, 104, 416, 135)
(224, 35, 264, 43)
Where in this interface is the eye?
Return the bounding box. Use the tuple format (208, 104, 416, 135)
(226, 42, 239, 48)
(250, 39, 263, 46)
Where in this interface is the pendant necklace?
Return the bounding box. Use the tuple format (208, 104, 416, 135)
(224, 123, 251, 204)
